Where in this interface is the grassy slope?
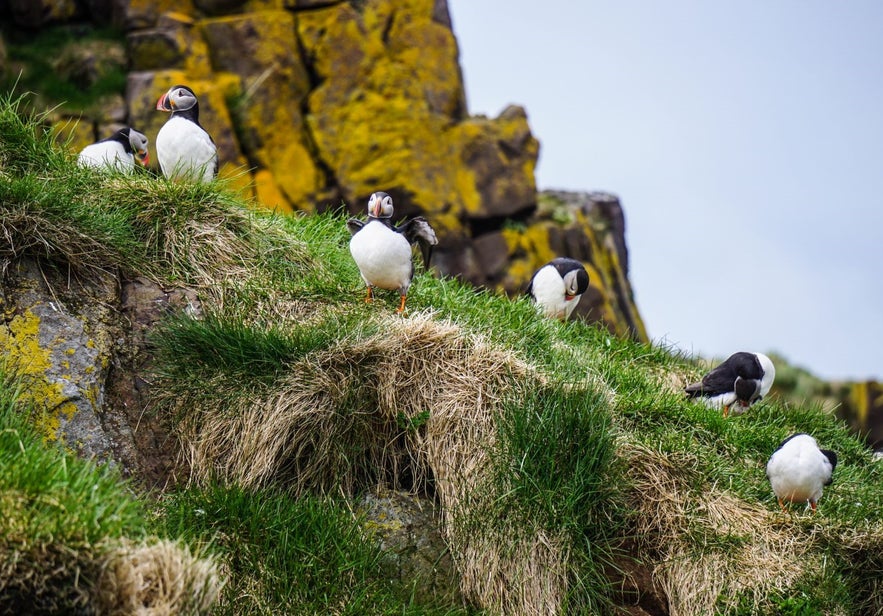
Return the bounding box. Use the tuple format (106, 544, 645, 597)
(2, 92, 882, 615)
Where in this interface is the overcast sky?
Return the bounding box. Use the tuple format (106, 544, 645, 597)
(448, 1, 883, 381)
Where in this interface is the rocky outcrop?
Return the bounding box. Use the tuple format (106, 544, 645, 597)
(2, 0, 646, 339)
(0, 259, 117, 459)
(841, 381, 883, 452)
(359, 487, 462, 606)
(0, 258, 199, 485)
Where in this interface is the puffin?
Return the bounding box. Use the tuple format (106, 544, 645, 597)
(346, 191, 438, 314)
(685, 351, 775, 417)
(526, 257, 590, 320)
(155, 84, 218, 183)
(77, 127, 149, 172)
(766, 433, 837, 513)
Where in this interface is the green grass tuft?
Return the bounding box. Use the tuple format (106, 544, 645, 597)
(0, 25, 128, 114)
(159, 485, 473, 615)
(0, 365, 146, 609)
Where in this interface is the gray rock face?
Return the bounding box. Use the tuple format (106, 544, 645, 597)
(0, 259, 116, 460)
(358, 487, 463, 606)
(0, 259, 201, 486)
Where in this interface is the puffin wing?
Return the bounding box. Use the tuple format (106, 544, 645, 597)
(396, 217, 438, 267)
(346, 217, 366, 236)
(686, 362, 738, 397)
(820, 449, 837, 485)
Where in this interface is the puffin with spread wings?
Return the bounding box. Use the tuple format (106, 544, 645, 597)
(347, 191, 438, 314)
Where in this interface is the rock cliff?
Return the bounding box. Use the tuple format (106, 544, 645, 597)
(0, 0, 646, 339)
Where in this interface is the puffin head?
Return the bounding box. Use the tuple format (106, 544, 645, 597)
(734, 375, 762, 407)
(127, 128, 150, 166)
(367, 191, 394, 219)
(156, 85, 199, 113)
(562, 266, 589, 300)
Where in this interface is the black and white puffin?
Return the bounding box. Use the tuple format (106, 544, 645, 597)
(77, 127, 149, 172)
(346, 191, 438, 314)
(526, 257, 590, 320)
(155, 85, 218, 183)
(766, 433, 837, 513)
(685, 351, 775, 417)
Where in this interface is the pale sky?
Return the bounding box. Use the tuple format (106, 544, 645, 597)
(448, 1, 883, 381)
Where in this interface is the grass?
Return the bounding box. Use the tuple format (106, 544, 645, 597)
(3, 91, 883, 614)
(0, 364, 221, 613)
(0, 24, 128, 114)
(159, 485, 473, 615)
(482, 385, 625, 613)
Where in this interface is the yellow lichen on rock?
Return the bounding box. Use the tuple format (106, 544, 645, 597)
(253, 169, 294, 214)
(0, 307, 74, 442)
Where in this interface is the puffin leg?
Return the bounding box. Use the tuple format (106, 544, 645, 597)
(396, 293, 407, 314)
(778, 498, 786, 512)
(810, 501, 817, 514)
(364, 286, 374, 303)
(723, 404, 730, 418)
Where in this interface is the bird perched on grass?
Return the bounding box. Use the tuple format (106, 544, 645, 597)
(347, 191, 438, 314)
(685, 351, 775, 417)
(526, 257, 590, 320)
(77, 127, 149, 172)
(766, 433, 837, 513)
(155, 84, 218, 183)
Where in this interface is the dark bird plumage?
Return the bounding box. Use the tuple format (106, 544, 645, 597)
(155, 84, 218, 182)
(347, 191, 438, 313)
(526, 257, 590, 320)
(685, 351, 775, 417)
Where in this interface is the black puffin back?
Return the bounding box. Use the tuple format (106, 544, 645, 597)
(821, 449, 838, 481)
(726, 352, 764, 380)
(105, 128, 134, 153)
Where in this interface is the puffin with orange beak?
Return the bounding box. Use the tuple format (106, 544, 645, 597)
(346, 191, 438, 314)
(155, 84, 218, 183)
(526, 258, 590, 320)
(77, 127, 149, 172)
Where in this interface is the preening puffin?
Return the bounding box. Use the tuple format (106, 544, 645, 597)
(685, 351, 775, 417)
(526, 257, 590, 320)
(77, 127, 149, 172)
(155, 84, 218, 183)
(347, 191, 438, 314)
(766, 433, 837, 513)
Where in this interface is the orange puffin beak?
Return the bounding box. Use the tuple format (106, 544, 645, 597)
(371, 201, 381, 217)
(564, 294, 575, 301)
(156, 92, 171, 111)
(136, 150, 150, 166)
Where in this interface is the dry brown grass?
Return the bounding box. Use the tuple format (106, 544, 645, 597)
(171, 312, 600, 612)
(94, 538, 222, 616)
(622, 440, 822, 616)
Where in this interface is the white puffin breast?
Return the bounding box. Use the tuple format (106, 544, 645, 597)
(767, 436, 832, 503)
(531, 265, 573, 319)
(349, 222, 413, 291)
(156, 116, 217, 183)
(78, 141, 133, 172)
(700, 391, 739, 411)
